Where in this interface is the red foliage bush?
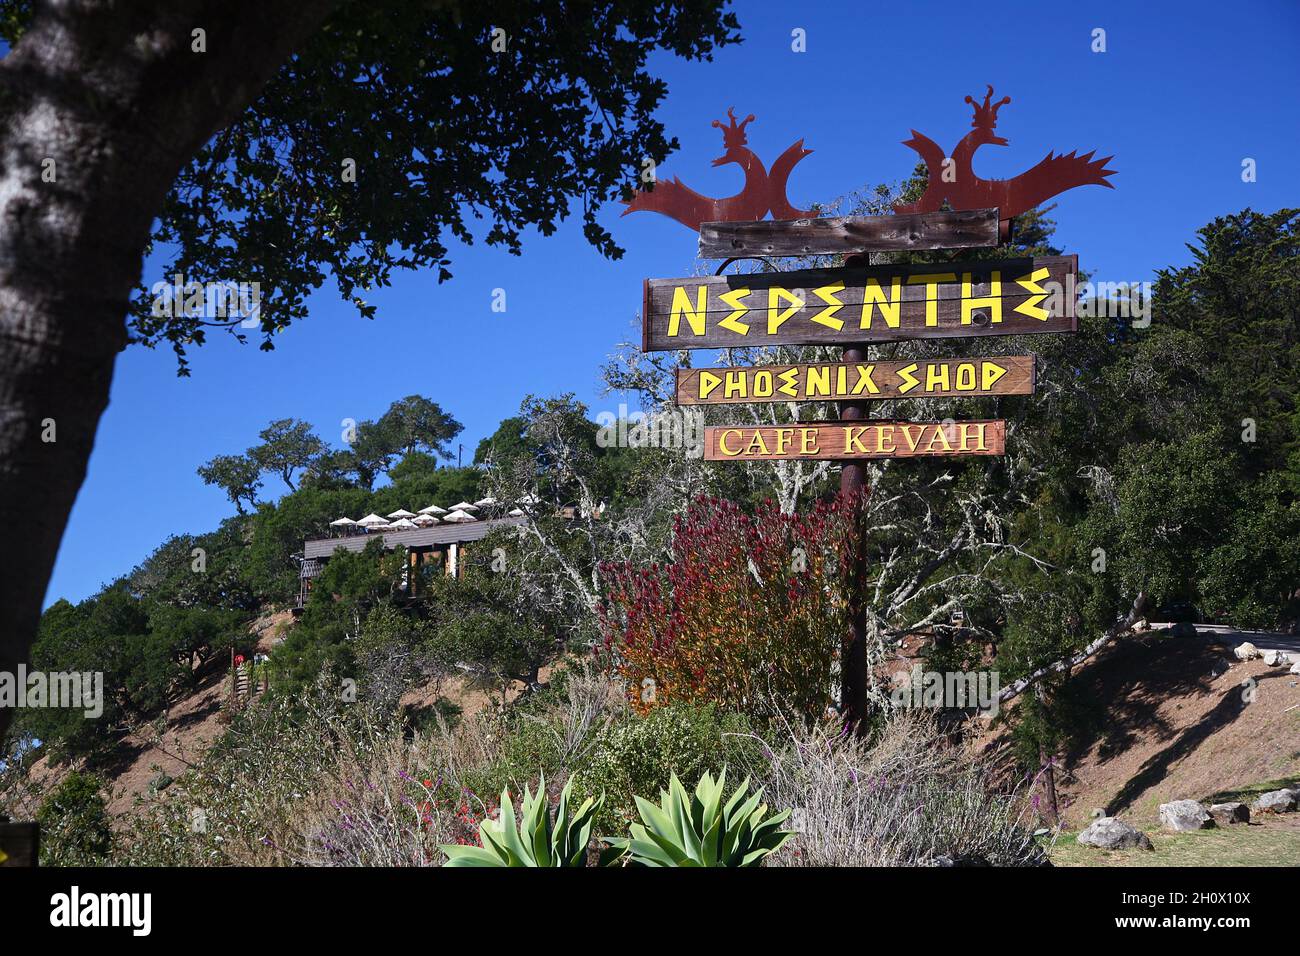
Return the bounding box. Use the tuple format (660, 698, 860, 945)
(598, 495, 858, 720)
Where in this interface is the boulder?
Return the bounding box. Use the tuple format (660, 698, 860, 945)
(1252, 789, 1299, 814)
(1208, 802, 1250, 825)
(1233, 642, 1260, 661)
(1290, 661, 1300, 675)
(1262, 649, 1288, 666)
(1170, 621, 1198, 639)
(1158, 799, 1214, 831)
(1077, 817, 1154, 850)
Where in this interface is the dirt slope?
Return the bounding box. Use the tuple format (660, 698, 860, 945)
(989, 631, 1300, 829)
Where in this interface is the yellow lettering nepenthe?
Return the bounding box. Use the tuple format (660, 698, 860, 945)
(718, 287, 752, 334)
(767, 287, 804, 335)
(668, 285, 708, 337)
(907, 273, 957, 327)
(961, 270, 1003, 324)
(810, 282, 846, 331)
(860, 277, 902, 329)
(1013, 267, 1051, 321)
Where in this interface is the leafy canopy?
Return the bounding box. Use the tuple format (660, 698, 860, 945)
(119, 0, 741, 371)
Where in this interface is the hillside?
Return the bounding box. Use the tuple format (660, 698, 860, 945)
(27, 613, 1295, 857)
(981, 628, 1300, 834)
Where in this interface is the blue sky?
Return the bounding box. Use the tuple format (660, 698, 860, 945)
(42, 0, 1300, 606)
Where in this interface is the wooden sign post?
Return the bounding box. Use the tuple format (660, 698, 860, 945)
(624, 94, 1111, 735)
(635, 209, 1080, 732)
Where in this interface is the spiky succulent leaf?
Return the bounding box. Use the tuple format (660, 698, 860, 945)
(617, 769, 795, 867)
(440, 773, 604, 867)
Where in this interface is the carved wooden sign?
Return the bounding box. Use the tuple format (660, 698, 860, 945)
(642, 255, 1076, 351)
(677, 355, 1034, 405)
(704, 420, 1006, 461)
(697, 208, 999, 259)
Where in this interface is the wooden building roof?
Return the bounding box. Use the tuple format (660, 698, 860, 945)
(302, 516, 525, 560)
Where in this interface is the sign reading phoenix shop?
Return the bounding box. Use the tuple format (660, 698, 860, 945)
(677, 355, 1034, 405)
(642, 255, 1076, 351)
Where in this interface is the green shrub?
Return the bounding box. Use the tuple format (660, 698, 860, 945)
(574, 703, 756, 830)
(37, 771, 113, 863)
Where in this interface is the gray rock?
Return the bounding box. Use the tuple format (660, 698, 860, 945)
(1234, 642, 1260, 661)
(1208, 802, 1250, 825)
(148, 771, 173, 794)
(1262, 649, 1288, 666)
(1077, 817, 1154, 850)
(1252, 788, 1299, 814)
(1158, 799, 1214, 831)
(1291, 660, 1300, 675)
(1171, 621, 1197, 639)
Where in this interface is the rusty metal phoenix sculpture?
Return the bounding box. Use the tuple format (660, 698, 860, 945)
(622, 90, 1115, 232)
(621, 107, 814, 230)
(894, 85, 1116, 220)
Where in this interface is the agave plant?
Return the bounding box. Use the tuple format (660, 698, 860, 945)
(440, 774, 603, 867)
(606, 769, 794, 867)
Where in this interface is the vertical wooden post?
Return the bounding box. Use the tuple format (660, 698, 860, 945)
(839, 344, 870, 733)
(1035, 684, 1060, 823)
(839, 251, 871, 733)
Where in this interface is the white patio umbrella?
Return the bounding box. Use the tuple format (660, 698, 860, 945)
(357, 513, 387, 528)
(507, 508, 524, 517)
(329, 517, 357, 527)
(387, 509, 417, 519)
(442, 509, 477, 523)
(412, 514, 440, 527)
(473, 496, 498, 508)
(449, 501, 478, 512)
(417, 504, 447, 515)
(515, 493, 540, 506)
(389, 517, 417, 529)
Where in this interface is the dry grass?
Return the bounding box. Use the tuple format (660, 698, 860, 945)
(1051, 814, 1300, 867)
(742, 712, 1049, 867)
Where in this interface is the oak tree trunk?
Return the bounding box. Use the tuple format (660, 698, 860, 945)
(0, 0, 334, 744)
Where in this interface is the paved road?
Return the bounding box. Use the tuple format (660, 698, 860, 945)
(1148, 622, 1300, 663)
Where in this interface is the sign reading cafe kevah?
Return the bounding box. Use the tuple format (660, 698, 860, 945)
(642, 255, 1076, 352)
(705, 421, 1006, 461)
